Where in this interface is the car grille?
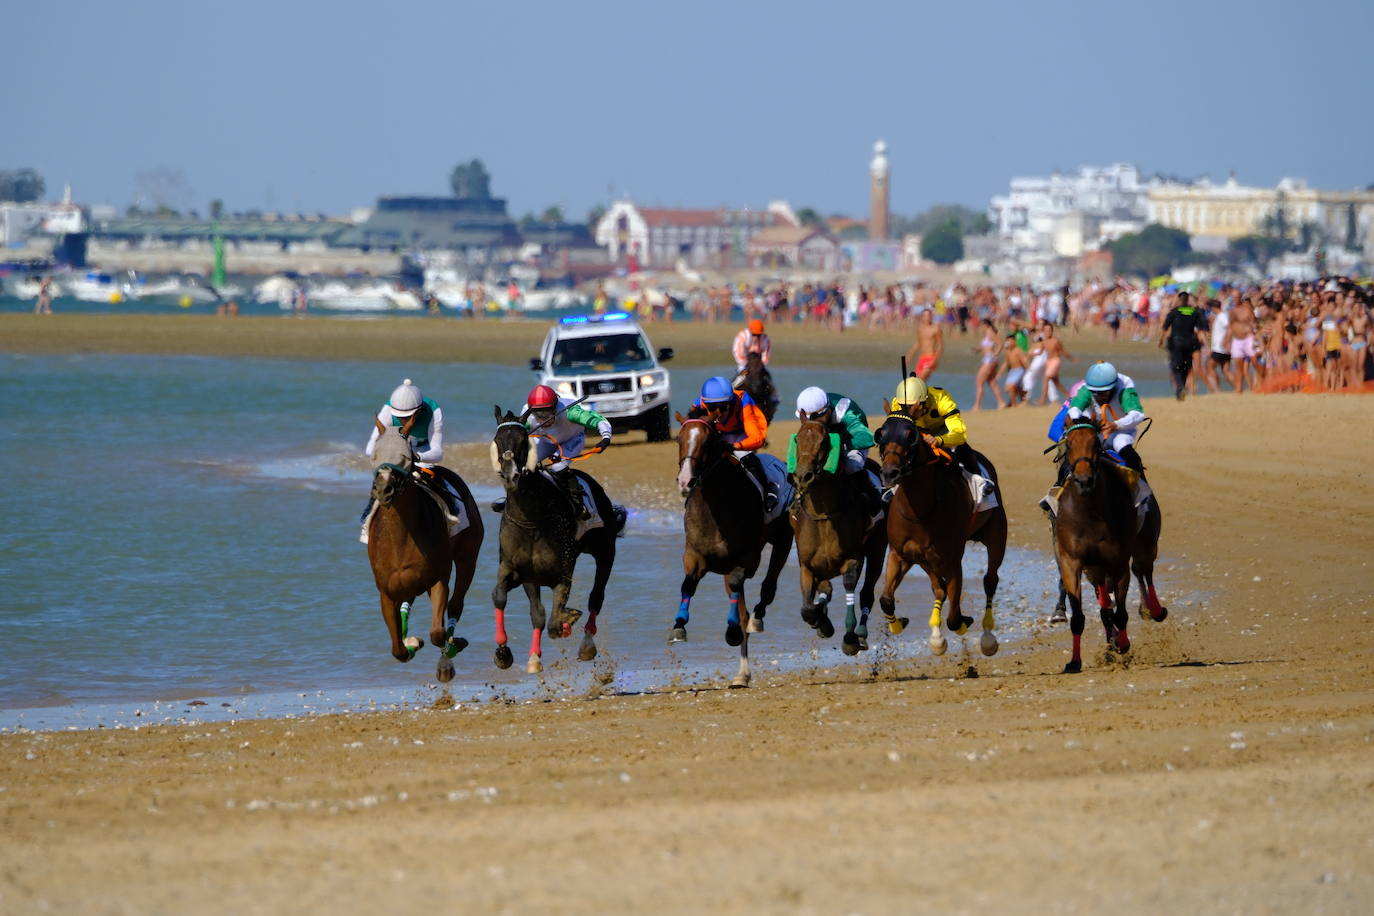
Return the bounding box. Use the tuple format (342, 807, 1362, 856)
(588, 377, 632, 394)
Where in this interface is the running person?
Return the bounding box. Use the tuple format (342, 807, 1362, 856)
(1159, 290, 1208, 400)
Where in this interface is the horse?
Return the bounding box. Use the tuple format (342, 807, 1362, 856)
(789, 419, 887, 655)
(366, 420, 484, 683)
(489, 408, 625, 673)
(672, 414, 794, 687)
(1052, 419, 1167, 673)
(874, 411, 1007, 657)
(738, 352, 779, 423)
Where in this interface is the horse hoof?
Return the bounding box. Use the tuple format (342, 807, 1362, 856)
(725, 624, 743, 647)
(436, 657, 455, 683)
(444, 637, 468, 659)
(668, 627, 687, 644)
(729, 674, 750, 688)
(816, 615, 835, 639)
(1063, 659, 1082, 674)
(928, 633, 948, 656)
(1050, 610, 1067, 624)
(887, 616, 908, 635)
(494, 645, 514, 669)
(858, 638, 869, 652)
(577, 636, 597, 662)
(747, 617, 765, 634)
(952, 615, 973, 636)
(527, 656, 543, 674)
(1115, 632, 1131, 653)
(980, 631, 999, 656)
(841, 634, 860, 656)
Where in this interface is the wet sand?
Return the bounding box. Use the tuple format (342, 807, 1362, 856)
(2, 318, 1372, 912)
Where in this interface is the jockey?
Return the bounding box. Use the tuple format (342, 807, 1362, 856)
(361, 378, 454, 541)
(890, 376, 983, 479)
(519, 383, 613, 520)
(1066, 362, 1147, 475)
(795, 386, 882, 515)
(687, 375, 778, 511)
(732, 318, 771, 375)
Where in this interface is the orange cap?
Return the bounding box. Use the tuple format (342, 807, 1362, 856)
(748, 319, 764, 335)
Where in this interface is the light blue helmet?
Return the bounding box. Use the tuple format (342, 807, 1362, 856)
(700, 376, 735, 403)
(1084, 362, 1119, 392)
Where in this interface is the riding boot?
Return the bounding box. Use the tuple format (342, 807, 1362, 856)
(953, 443, 981, 478)
(1119, 445, 1145, 478)
(856, 472, 882, 519)
(359, 496, 375, 544)
(562, 470, 591, 520)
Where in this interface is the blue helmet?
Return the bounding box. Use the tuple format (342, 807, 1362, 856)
(700, 376, 735, 403)
(1084, 361, 1119, 392)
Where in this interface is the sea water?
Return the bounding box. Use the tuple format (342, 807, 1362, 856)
(0, 350, 1173, 731)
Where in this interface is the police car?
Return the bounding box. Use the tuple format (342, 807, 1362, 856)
(529, 312, 674, 441)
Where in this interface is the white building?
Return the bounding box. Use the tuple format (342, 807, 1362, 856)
(989, 163, 1155, 255)
(594, 200, 797, 269)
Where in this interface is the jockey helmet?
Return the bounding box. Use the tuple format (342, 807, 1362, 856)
(700, 376, 735, 404)
(527, 384, 559, 410)
(748, 318, 765, 335)
(796, 386, 829, 419)
(1085, 361, 1119, 392)
(388, 379, 423, 417)
(893, 377, 928, 409)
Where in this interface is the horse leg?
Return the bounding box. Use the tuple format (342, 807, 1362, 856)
(751, 525, 792, 630)
(978, 522, 1006, 656)
(725, 569, 746, 648)
(1095, 580, 1116, 648)
(1134, 558, 1168, 622)
(1057, 552, 1086, 673)
(1112, 572, 1131, 654)
(841, 559, 862, 655)
(548, 575, 583, 640)
(855, 533, 885, 651)
(380, 592, 418, 662)
(879, 548, 912, 635)
(428, 572, 462, 683)
(491, 568, 516, 669)
(579, 544, 613, 662)
(672, 552, 706, 643)
(524, 582, 548, 674)
(798, 563, 820, 630)
(813, 579, 835, 639)
(927, 573, 950, 656)
(727, 570, 751, 688)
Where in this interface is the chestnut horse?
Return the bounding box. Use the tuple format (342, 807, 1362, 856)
(366, 421, 483, 682)
(789, 419, 886, 655)
(489, 408, 625, 674)
(874, 412, 1006, 657)
(1052, 420, 1166, 673)
(738, 352, 779, 423)
(672, 415, 793, 687)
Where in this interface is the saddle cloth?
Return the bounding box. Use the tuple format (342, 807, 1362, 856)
(537, 470, 605, 540)
(1041, 471, 1152, 532)
(962, 470, 1000, 513)
(735, 452, 793, 525)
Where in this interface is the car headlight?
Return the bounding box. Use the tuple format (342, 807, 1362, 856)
(639, 371, 665, 388)
(555, 381, 576, 396)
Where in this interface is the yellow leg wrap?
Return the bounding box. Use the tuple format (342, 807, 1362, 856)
(928, 599, 943, 630)
(982, 602, 995, 632)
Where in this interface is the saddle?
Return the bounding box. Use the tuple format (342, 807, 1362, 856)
(414, 467, 468, 535)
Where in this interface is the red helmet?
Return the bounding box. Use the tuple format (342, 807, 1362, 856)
(527, 384, 558, 409)
(748, 318, 765, 335)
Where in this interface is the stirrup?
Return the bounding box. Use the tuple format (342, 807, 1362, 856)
(490, 498, 506, 513)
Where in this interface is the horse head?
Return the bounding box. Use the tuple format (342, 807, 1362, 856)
(791, 419, 833, 495)
(675, 412, 724, 498)
(1063, 420, 1102, 489)
(491, 405, 536, 488)
(371, 415, 417, 508)
(874, 413, 925, 488)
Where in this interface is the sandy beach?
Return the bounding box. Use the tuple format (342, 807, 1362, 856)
(2, 316, 1372, 913)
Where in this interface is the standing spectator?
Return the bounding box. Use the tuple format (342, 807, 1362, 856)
(35, 276, 54, 315)
(1159, 290, 1208, 400)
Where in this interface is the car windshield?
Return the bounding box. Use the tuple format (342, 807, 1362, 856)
(551, 333, 653, 374)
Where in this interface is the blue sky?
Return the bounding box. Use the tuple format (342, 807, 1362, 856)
(10, 0, 1372, 221)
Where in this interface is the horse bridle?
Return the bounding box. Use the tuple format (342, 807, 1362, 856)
(877, 414, 947, 476)
(1063, 422, 1101, 481)
(678, 417, 730, 494)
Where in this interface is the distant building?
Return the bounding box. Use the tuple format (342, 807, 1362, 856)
(989, 164, 1154, 255)
(869, 140, 889, 240)
(747, 225, 840, 271)
(594, 200, 797, 269)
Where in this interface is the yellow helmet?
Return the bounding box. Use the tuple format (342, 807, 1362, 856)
(893, 377, 928, 408)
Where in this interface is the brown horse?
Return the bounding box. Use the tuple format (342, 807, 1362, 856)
(789, 419, 886, 655)
(672, 415, 793, 687)
(738, 352, 779, 423)
(1052, 419, 1166, 673)
(366, 420, 484, 682)
(875, 411, 1006, 657)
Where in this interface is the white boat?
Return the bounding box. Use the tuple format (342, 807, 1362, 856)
(138, 275, 234, 306)
(60, 270, 140, 303)
(306, 281, 423, 312)
(254, 275, 300, 309)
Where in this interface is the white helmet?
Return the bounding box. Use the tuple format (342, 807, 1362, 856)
(388, 378, 423, 417)
(796, 386, 829, 418)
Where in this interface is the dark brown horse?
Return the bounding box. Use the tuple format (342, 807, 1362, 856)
(672, 415, 793, 687)
(739, 352, 779, 423)
(789, 419, 886, 655)
(875, 411, 1006, 657)
(1052, 419, 1166, 673)
(489, 409, 625, 673)
(366, 421, 483, 682)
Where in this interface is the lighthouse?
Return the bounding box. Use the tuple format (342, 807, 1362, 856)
(869, 140, 890, 240)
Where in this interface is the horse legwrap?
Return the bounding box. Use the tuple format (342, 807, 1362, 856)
(494, 608, 508, 645)
(929, 598, 943, 630)
(728, 593, 741, 628)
